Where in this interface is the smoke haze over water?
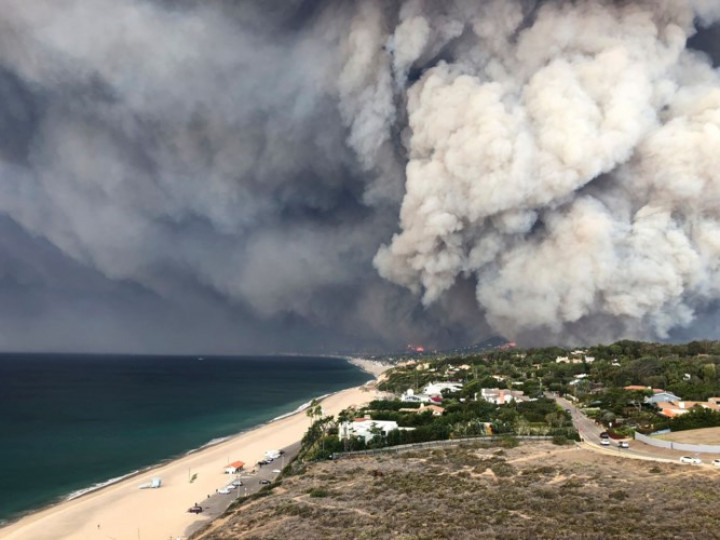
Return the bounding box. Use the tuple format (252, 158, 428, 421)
(0, 0, 719, 353)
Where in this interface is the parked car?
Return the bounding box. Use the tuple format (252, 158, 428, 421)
(680, 456, 702, 464)
(218, 486, 234, 494)
(712, 459, 720, 467)
(600, 439, 610, 446)
(231, 479, 243, 487)
(600, 432, 609, 439)
(187, 504, 203, 514)
(259, 479, 271, 485)
(618, 441, 630, 448)
(257, 460, 269, 466)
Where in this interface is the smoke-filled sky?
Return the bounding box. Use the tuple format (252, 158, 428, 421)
(0, 0, 719, 353)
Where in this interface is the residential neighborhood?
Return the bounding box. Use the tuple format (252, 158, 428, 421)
(296, 340, 720, 463)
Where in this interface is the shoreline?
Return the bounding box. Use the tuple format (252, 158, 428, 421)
(0, 357, 368, 526)
(346, 357, 393, 380)
(0, 358, 391, 540)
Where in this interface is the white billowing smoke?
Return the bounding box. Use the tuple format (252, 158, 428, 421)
(1, 0, 719, 352)
(371, 0, 720, 343)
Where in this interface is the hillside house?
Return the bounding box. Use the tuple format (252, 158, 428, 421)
(338, 418, 414, 443)
(423, 381, 463, 396)
(645, 391, 681, 405)
(401, 388, 433, 403)
(557, 351, 594, 364)
(555, 356, 583, 364)
(479, 388, 527, 405)
(399, 403, 445, 416)
(655, 398, 720, 418)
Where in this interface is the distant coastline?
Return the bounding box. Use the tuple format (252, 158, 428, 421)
(346, 357, 392, 379)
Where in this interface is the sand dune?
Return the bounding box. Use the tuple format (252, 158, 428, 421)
(0, 374, 386, 540)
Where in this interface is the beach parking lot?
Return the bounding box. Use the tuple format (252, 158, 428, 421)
(184, 442, 300, 537)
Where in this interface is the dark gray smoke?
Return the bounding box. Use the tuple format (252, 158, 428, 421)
(0, 0, 717, 353)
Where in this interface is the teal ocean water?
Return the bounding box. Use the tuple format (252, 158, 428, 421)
(0, 354, 369, 523)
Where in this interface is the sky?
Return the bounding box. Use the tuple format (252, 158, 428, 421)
(0, 0, 719, 354)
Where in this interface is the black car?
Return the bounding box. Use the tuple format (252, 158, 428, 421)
(187, 504, 203, 514)
(259, 479, 271, 485)
(257, 460, 269, 466)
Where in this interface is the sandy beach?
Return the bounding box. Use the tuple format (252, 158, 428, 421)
(347, 357, 392, 380)
(0, 361, 390, 540)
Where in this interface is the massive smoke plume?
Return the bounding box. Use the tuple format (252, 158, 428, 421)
(0, 0, 718, 352)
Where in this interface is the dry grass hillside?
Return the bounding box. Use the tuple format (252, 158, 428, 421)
(195, 442, 720, 539)
(657, 426, 720, 444)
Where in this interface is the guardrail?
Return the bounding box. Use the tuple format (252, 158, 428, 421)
(334, 436, 554, 458)
(634, 431, 720, 454)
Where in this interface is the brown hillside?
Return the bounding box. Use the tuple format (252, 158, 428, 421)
(195, 442, 720, 539)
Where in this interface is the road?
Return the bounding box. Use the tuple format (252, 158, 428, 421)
(552, 394, 605, 445)
(549, 393, 708, 465)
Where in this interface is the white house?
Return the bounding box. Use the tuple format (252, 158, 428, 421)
(339, 418, 414, 443)
(557, 354, 592, 364)
(401, 388, 433, 403)
(479, 388, 526, 405)
(422, 381, 463, 396)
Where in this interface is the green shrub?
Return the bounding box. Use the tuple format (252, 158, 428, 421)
(497, 435, 519, 448)
(552, 434, 570, 445)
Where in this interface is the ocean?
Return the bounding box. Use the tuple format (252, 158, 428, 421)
(0, 353, 369, 523)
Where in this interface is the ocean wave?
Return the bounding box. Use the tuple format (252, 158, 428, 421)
(66, 470, 141, 501)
